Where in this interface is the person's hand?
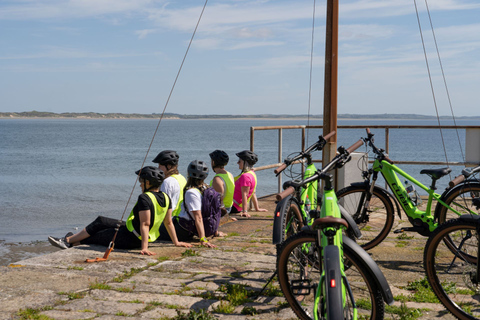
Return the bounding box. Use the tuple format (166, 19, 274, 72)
(240, 212, 251, 218)
(215, 231, 227, 237)
(200, 241, 217, 248)
(140, 249, 156, 256)
(175, 242, 192, 248)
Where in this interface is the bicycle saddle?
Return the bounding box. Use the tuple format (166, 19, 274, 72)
(420, 167, 452, 180)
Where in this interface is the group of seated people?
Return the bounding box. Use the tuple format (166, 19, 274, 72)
(48, 149, 267, 255)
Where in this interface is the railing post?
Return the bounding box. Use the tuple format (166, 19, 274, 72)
(385, 128, 389, 155)
(250, 127, 254, 152)
(278, 128, 283, 193)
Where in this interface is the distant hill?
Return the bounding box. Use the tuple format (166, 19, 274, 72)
(1, 111, 479, 120)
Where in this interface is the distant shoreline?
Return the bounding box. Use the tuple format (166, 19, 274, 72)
(1, 111, 479, 120)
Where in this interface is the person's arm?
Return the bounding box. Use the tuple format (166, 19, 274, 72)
(192, 210, 216, 248)
(240, 186, 251, 218)
(164, 208, 192, 248)
(252, 192, 267, 212)
(139, 210, 155, 256)
(211, 176, 225, 198)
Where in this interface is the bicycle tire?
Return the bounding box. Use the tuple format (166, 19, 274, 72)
(277, 231, 385, 320)
(424, 218, 480, 320)
(322, 245, 343, 320)
(281, 198, 304, 243)
(437, 182, 480, 224)
(336, 185, 395, 250)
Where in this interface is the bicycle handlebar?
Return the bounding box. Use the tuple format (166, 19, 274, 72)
(448, 164, 480, 188)
(275, 186, 295, 201)
(449, 175, 465, 188)
(347, 139, 364, 154)
(275, 138, 362, 201)
(274, 131, 336, 175)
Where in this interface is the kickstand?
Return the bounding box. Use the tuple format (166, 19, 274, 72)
(254, 270, 277, 300)
(85, 242, 114, 263)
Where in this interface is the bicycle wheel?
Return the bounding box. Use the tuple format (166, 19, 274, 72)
(277, 231, 385, 320)
(424, 218, 480, 320)
(336, 185, 395, 250)
(281, 199, 304, 243)
(437, 182, 480, 224)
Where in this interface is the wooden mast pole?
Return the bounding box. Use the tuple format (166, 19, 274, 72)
(322, 0, 339, 181)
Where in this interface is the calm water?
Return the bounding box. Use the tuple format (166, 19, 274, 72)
(0, 118, 476, 246)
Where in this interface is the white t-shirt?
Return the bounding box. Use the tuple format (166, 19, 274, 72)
(160, 176, 181, 211)
(178, 188, 202, 221)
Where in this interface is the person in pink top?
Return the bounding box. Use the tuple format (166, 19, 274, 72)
(231, 150, 267, 218)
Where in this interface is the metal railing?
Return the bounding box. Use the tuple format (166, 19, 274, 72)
(249, 125, 480, 193)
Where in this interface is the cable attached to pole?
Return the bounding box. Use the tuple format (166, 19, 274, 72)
(86, 0, 210, 262)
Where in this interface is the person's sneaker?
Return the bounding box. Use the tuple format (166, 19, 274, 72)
(48, 232, 73, 250)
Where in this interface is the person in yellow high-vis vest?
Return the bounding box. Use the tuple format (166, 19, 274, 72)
(153, 150, 187, 217)
(209, 150, 234, 215)
(231, 150, 267, 218)
(48, 167, 191, 255)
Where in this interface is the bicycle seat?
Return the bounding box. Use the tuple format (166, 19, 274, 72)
(312, 217, 349, 230)
(420, 167, 452, 180)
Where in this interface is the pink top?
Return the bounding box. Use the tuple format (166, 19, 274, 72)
(233, 171, 257, 211)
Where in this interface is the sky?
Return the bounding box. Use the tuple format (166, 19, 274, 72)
(0, 0, 479, 116)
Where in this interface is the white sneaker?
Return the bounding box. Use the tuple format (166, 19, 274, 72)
(48, 232, 73, 249)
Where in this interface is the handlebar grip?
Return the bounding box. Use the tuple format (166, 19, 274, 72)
(323, 131, 336, 141)
(274, 163, 288, 175)
(449, 175, 465, 188)
(276, 186, 295, 201)
(346, 139, 364, 154)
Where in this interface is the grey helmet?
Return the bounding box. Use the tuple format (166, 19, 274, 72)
(152, 150, 179, 166)
(135, 166, 165, 184)
(236, 150, 258, 165)
(187, 160, 209, 180)
(209, 150, 229, 167)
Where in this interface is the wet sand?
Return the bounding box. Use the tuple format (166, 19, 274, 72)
(0, 240, 59, 267)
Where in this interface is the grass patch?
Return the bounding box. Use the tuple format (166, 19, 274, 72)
(396, 277, 439, 304)
(241, 306, 257, 315)
(113, 267, 145, 282)
(157, 256, 170, 262)
(396, 233, 414, 240)
(182, 249, 199, 257)
(89, 280, 111, 290)
(212, 300, 235, 314)
(16, 307, 54, 320)
(386, 302, 423, 319)
(67, 266, 84, 271)
(59, 291, 85, 300)
(395, 240, 409, 248)
(172, 309, 216, 320)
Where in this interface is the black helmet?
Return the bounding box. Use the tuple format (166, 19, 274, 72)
(209, 150, 229, 167)
(187, 160, 209, 180)
(135, 166, 165, 184)
(236, 150, 258, 165)
(152, 150, 179, 166)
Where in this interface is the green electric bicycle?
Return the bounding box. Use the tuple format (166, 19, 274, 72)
(276, 138, 393, 320)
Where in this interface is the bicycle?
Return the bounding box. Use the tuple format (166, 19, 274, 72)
(272, 131, 361, 245)
(276, 139, 393, 320)
(336, 128, 479, 250)
(424, 215, 480, 320)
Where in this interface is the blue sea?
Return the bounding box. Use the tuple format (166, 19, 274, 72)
(0, 118, 477, 253)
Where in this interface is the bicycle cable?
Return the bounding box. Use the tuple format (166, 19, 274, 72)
(305, 0, 317, 146)
(423, 0, 465, 165)
(413, 0, 451, 171)
(88, 0, 209, 260)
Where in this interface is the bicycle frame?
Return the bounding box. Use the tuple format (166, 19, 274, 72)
(371, 155, 466, 233)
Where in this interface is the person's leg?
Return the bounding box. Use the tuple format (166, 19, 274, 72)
(68, 216, 125, 246)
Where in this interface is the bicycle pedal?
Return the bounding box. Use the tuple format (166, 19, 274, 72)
(394, 227, 422, 233)
(291, 279, 313, 295)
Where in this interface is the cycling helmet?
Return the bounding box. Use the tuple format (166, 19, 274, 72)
(188, 160, 209, 180)
(135, 166, 165, 184)
(152, 150, 179, 166)
(236, 150, 258, 165)
(209, 150, 229, 167)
